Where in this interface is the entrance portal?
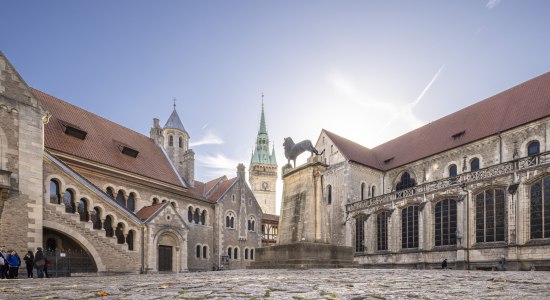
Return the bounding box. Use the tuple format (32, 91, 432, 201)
(158, 245, 173, 272)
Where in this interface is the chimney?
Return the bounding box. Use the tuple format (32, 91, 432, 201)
(237, 163, 246, 179)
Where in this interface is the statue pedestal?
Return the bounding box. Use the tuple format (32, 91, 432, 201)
(250, 156, 356, 269)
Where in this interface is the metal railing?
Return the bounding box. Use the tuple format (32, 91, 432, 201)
(347, 151, 550, 212)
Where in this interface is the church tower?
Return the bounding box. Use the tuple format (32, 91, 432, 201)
(150, 101, 195, 187)
(249, 96, 278, 215)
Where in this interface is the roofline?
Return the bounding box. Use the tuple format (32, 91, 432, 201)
(141, 202, 169, 223)
(44, 150, 144, 224)
(159, 145, 189, 188)
(213, 178, 238, 203)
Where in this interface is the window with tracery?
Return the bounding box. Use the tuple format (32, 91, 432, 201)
(401, 206, 419, 249)
(355, 215, 366, 252)
(435, 199, 457, 246)
(377, 211, 390, 251)
(396, 172, 416, 191)
(531, 176, 550, 239)
(475, 189, 506, 243)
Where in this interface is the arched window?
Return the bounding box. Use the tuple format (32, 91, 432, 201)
(371, 186, 376, 197)
(126, 230, 134, 251)
(116, 190, 126, 207)
(201, 210, 206, 225)
(250, 249, 254, 260)
(530, 176, 550, 239)
(104, 215, 114, 237)
(127, 193, 136, 212)
(449, 164, 458, 184)
(248, 216, 255, 231)
(361, 183, 366, 200)
(355, 215, 367, 252)
(171, 202, 177, 209)
(194, 208, 200, 224)
(234, 247, 238, 259)
(528, 140, 540, 156)
(475, 188, 506, 243)
(396, 172, 416, 191)
(179, 137, 183, 148)
(401, 206, 419, 249)
(226, 212, 235, 228)
(227, 247, 232, 259)
(377, 211, 390, 251)
(92, 207, 102, 230)
(152, 197, 159, 205)
(188, 207, 193, 223)
(245, 248, 249, 260)
(64, 190, 76, 213)
(202, 245, 207, 259)
(50, 180, 61, 204)
(196, 245, 201, 258)
(435, 199, 457, 246)
(168, 135, 173, 147)
(470, 158, 480, 171)
(106, 187, 114, 198)
(327, 185, 332, 205)
(115, 223, 125, 244)
(78, 198, 89, 222)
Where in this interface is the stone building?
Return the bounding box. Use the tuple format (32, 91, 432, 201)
(0, 51, 262, 274)
(316, 72, 550, 270)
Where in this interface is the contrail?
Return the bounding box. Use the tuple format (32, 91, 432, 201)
(411, 64, 446, 107)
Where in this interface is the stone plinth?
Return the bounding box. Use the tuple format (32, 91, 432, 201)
(250, 156, 355, 269)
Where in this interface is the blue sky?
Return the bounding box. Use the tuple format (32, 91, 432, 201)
(2, 0, 549, 212)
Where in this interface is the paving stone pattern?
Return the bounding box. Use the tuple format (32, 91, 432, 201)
(0, 269, 549, 299)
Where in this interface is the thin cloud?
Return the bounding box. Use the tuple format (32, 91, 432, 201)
(201, 123, 209, 130)
(196, 153, 241, 178)
(486, 0, 501, 9)
(190, 130, 224, 147)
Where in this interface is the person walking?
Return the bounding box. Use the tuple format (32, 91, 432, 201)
(6, 250, 21, 279)
(441, 258, 448, 269)
(24, 251, 34, 278)
(0, 246, 7, 279)
(34, 247, 45, 278)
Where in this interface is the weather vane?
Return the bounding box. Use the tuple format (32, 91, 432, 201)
(173, 97, 176, 109)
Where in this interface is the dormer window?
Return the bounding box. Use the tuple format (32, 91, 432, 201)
(451, 130, 465, 140)
(384, 157, 394, 164)
(121, 146, 139, 158)
(60, 121, 87, 140)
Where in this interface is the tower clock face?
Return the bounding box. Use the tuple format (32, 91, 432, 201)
(262, 181, 269, 191)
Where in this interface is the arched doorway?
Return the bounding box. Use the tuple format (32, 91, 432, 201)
(157, 233, 178, 272)
(43, 228, 98, 275)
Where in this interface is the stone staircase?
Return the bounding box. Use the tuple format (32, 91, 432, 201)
(44, 204, 140, 273)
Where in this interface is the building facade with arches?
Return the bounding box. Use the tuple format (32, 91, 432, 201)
(0, 51, 262, 274)
(316, 72, 550, 270)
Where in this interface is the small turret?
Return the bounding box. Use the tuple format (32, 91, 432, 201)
(162, 100, 194, 187)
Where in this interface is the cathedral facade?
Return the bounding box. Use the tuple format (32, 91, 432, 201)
(0, 51, 263, 273)
(316, 72, 550, 270)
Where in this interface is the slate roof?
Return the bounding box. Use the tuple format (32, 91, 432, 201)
(325, 72, 550, 171)
(164, 108, 187, 133)
(262, 213, 280, 222)
(34, 89, 185, 187)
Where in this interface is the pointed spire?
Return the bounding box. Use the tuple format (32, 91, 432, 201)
(164, 99, 187, 132)
(259, 93, 267, 134)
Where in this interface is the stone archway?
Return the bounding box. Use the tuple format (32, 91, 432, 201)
(152, 229, 187, 273)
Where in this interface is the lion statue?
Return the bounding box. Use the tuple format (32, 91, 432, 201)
(283, 137, 323, 167)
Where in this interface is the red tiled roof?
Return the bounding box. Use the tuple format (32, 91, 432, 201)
(34, 89, 185, 187)
(323, 129, 382, 170)
(262, 213, 279, 222)
(207, 177, 237, 202)
(325, 72, 550, 170)
(135, 203, 165, 221)
(204, 176, 227, 196)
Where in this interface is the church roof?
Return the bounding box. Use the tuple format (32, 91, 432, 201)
(135, 203, 166, 221)
(164, 108, 187, 132)
(34, 89, 185, 187)
(325, 71, 550, 171)
(251, 99, 277, 165)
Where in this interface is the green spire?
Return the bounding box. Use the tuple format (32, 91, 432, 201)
(259, 93, 267, 134)
(251, 94, 277, 166)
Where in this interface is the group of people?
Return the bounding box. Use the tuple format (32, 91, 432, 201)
(0, 246, 49, 279)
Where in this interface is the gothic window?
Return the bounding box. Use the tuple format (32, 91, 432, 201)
(250, 249, 254, 260)
(396, 172, 416, 191)
(470, 158, 480, 171)
(355, 215, 366, 252)
(201, 210, 207, 225)
(530, 176, 550, 239)
(104, 215, 114, 237)
(528, 140, 540, 156)
(50, 180, 61, 204)
(196, 245, 201, 258)
(248, 216, 256, 231)
(377, 211, 390, 251)
(234, 247, 238, 259)
(371, 186, 376, 197)
(115, 223, 125, 244)
(64, 190, 76, 213)
(169, 135, 173, 147)
(203, 246, 208, 259)
(126, 230, 134, 251)
(106, 187, 115, 198)
(179, 136, 183, 148)
(194, 208, 200, 224)
(361, 183, 367, 200)
(188, 207, 193, 223)
(449, 164, 458, 184)
(78, 198, 89, 222)
(475, 189, 506, 243)
(401, 206, 419, 249)
(227, 247, 232, 259)
(245, 248, 249, 260)
(226, 212, 235, 228)
(434, 199, 457, 246)
(116, 190, 126, 207)
(92, 207, 102, 230)
(327, 185, 332, 205)
(127, 193, 136, 212)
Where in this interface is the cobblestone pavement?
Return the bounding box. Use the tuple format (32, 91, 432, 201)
(0, 269, 549, 299)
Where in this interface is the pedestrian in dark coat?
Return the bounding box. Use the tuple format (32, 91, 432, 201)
(24, 251, 34, 278)
(34, 247, 45, 278)
(442, 258, 448, 269)
(6, 250, 21, 279)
